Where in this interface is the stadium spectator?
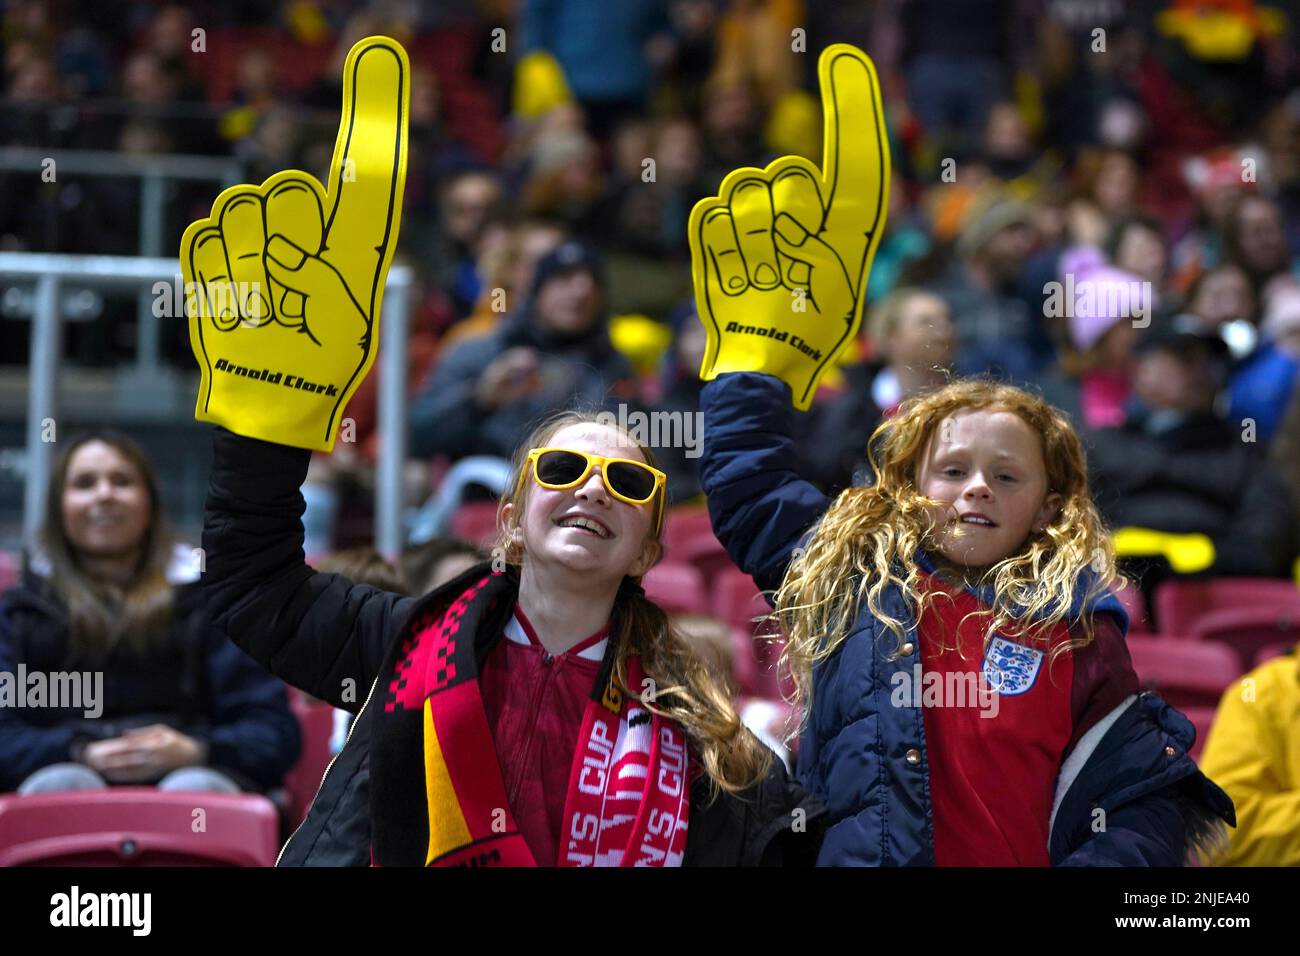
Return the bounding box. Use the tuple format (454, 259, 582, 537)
(1224, 192, 1294, 294)
(926, 196, 1049, 383)
(1039, 249, 1145, 431)
(519, 0, 670, 137)
(0, 431, 300, 794)
(599, 116, 704, 260)
(1226, 283, 1300, 444)
(803, 288, 955, 494)
(442, 217, 569, 348)
(1183, 262, 1257, 332)
(649, 300, 710, 504)
(400, 538, 486, 597)
(1065, 150, 1143, 248)
(433, 168, 506, 321)
(698, 75, 768, 188)
(1270, 374, 1300, 545)
(409, 241, 638, 462)
(900, 0, 1012, 157)
(1107, 213, 1168, 290)
(1086, 327, 1298, 587)
(1199, 648, 1300, 866)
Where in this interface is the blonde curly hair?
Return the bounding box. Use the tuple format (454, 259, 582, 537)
(774, 379, 1122, 713)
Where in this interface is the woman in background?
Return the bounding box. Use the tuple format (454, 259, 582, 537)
(0, 430, 300, 794)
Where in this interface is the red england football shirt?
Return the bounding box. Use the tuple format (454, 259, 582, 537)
(479, 606, 608, 866)
(913, 572, 1136, 866)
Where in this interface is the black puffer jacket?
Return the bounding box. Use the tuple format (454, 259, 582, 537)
(201, 427, 825, 866)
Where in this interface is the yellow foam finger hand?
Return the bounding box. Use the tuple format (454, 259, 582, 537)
(687, 43, 889, 410)
(181, 36, 409, 451)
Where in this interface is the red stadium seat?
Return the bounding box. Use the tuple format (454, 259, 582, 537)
(1190, 607, 1300, 671)
(1114, 580, 1152, 634)
(0, 790, 280, 866)
(282, 691, 338, 830)
(710, 569, 787, 696)
(1253, 641, 1295, 668)
(677, 533, 736, 588)
(449, 501, 502, 549)
(662, 507, 716, 557)
(1153, 577, 1300, 637)
(733, 628, 789, 700)
(642, 562, 707, 615)
(713, 567, 772, 632)
(1125, 635, 1242, 709)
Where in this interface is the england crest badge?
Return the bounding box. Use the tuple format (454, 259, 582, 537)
(981, 636, 1044, 696)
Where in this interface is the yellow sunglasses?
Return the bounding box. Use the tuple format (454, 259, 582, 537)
(524, 447, 666, 534)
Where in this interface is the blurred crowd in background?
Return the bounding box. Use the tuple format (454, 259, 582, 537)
(4, 0, 1299, 589)
(2, 0, 1300, 864)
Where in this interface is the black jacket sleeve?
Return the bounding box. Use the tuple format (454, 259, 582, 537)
(201, 427, 416, 711)
(684, 744, 826, 866)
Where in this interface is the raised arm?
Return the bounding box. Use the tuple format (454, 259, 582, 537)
(699, 372, 832, 595)
(689, 44, 889, 595)
(201, 427, 415, 710)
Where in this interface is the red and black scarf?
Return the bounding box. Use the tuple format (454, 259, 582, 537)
(369, 568, 691, 866)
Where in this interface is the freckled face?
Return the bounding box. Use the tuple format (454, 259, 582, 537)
(916, 409, 1061, 569)
(504, 423, 661, 580)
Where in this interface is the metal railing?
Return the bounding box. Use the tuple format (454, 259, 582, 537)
(0, 252, 412, 558)
(0, 148, 244, 376)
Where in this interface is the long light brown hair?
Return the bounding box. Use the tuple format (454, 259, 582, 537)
(496, 410, 771, 796)
(38, 430, 175, 664)
(775, 380, 1120, 712)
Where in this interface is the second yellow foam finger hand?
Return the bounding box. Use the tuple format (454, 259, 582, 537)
(688, 43, 889, 411)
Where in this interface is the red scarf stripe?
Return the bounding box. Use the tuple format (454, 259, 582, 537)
(426, 681, 523, 846)
(404, 572, 690, 867)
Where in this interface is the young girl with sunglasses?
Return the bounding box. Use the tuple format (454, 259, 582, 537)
(200, 412, 822, 866)
(699, 372, 1235, 865)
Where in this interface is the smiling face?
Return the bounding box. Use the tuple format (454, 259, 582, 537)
(916, 408, 1062, 572)
(61, 440, 152, 564)
(502, 423, 661, 582)
(534, 268, 602, 336)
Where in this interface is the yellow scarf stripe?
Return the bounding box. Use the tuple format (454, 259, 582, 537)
(423, 697, 473, 865)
